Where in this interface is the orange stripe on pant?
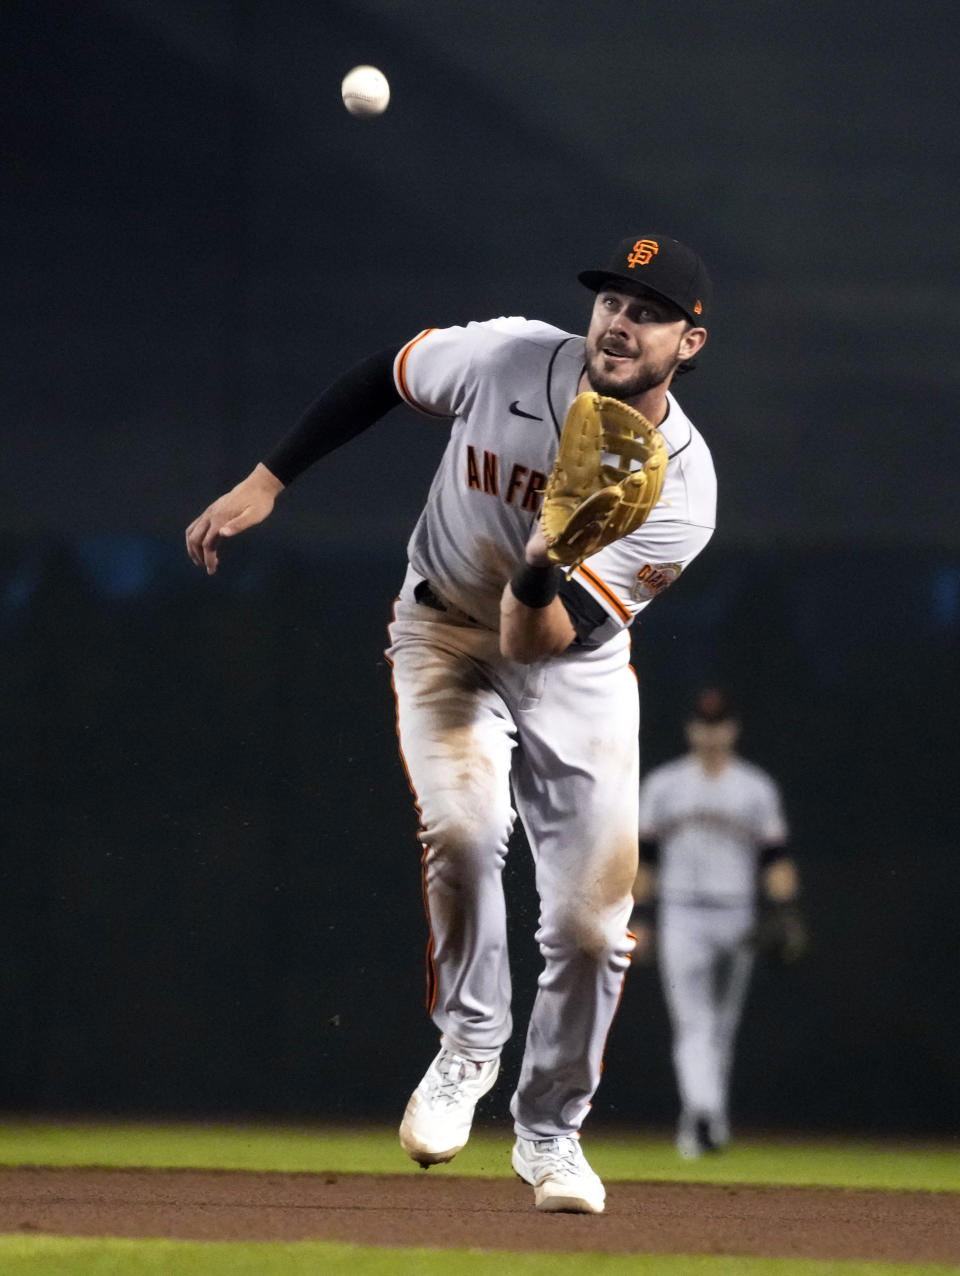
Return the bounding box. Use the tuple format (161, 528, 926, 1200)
(384, 606, 438, 1014)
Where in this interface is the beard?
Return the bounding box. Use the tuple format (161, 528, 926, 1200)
(584, 344, 681, 401)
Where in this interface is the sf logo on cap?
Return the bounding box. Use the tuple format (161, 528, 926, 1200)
(628, 239, 659, 268)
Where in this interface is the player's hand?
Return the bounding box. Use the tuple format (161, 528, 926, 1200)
(524, 522, 552, 567)
(185, 463, 285, 574)
(750, 901, 808, 966)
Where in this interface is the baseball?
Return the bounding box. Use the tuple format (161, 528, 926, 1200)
(341, 65, 390, 117)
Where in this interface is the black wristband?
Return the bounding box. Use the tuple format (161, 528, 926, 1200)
(510, 562, 561, 609)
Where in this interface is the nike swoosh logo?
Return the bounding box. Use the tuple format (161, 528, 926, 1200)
(508, 401, 543, 421)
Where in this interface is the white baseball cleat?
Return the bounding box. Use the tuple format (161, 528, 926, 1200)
(676, 1114, 726, 1159)
(399, 1048, 500, 1166)
(511, 1135, 606, 1213)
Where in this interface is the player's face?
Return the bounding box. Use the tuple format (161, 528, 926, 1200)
(584, 288, 704, 401)
(686, 719, 740, 756)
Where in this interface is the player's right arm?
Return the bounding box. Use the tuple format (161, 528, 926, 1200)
(499, 524, 577, 663)
(185, 462, 285, 575)
(185, 345, 403, 574)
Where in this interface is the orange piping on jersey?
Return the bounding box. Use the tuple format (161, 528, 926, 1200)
(627, 626, 639, 681)
(420, 845, 438, 1014)
(385, 610, 439, 1013)
(575, 564, 631, 623)
(396, 328, 448, 418)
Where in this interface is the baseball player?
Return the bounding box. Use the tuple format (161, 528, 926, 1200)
(632, 688, 804, 1158)
(185, 234, 716, 1212)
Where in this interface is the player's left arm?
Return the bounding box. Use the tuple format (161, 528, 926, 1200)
(750, 775, 808, 962)
(760, 846, 800, 903)
(754, 843, 807, 963)
(755, 842, 806, 959)
(557, 511, 715, 649)
(757, 776, 797, 902)
(629, 842, 659, 963)
(499, 514, 713, 661)
(499, 524, 576, 663)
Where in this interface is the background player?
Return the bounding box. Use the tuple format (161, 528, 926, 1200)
(631, 688, 805, 1158)
(185, 234, 716, 1213)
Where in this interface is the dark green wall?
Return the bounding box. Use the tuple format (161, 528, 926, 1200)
(2, 0, 958, 1134)
(2, 534, 957, 1134)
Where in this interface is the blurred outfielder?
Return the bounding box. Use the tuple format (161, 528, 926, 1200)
(631, 688, 806, 1157)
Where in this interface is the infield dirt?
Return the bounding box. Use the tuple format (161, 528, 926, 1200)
(2, 1166, 959, 1263)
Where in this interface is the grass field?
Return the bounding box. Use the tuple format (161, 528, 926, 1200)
(1, 1120, 958, 1275)
(2, 1236, 959, 1276)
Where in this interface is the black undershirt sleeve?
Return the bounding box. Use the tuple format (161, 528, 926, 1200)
(759, 843, 792, 870)
(262, 344, 403, 486)
(638, 839, 660, 867)
(557, 576, 613, 646)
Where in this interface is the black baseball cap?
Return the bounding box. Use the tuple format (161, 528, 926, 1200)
(579, 235, 711, 327)
(687, 687, 738, 724)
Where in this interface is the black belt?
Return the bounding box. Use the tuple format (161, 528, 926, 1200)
(413, 579, 477, 624)
(414, 579, 447, 612)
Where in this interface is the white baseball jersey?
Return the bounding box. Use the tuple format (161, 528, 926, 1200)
(387, 315, 717, 1140)
(638, 755, 788, 904)
(393, 318, 717, 639)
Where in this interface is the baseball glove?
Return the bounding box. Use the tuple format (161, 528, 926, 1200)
(750, 902, 809, 966)
(540, 393, 668, 570)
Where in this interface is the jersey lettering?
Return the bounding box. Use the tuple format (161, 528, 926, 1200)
(522, 470, 546, 512)
(632, 561, 682, 602)
(465, 450, 545, 513)
(466, 445, 481, 490)
(483, 451, 499, 495)
(637, 563, 671, 592)
(466, 445, 503, 496)
(505, 463, 528, 505)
